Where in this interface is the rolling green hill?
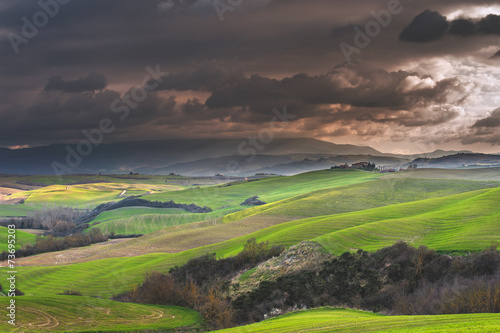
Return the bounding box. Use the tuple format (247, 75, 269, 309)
(0, 296, 202, 332)
(0, 226, 36, 250)
(146, 170, 380, 209)
(222, 177, 498, 222)
(0, 170, 377, 217)
(215, 307, 500, 332)
(2, 169, 499, 332)
(10, 183, 184, 209)
(8, 187, 500, 298)
(0, 205, 36, 217)
(88, 207, 238, 235)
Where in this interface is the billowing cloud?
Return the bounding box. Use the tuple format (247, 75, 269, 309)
(449, 14, 500, 36)
(401, 11, 500, 42)
(448, 19, 477, 36)
(472, 107, 500, 128)
(461, 108, 500, 145)
(399, 10, 449, 43)
(155, 62, 463, 116)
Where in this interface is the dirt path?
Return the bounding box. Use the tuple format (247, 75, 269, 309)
(145, 310, 164, 320)
(15, 308, 60, 330)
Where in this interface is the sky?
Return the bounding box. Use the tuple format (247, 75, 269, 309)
(1, 0, 500, 154)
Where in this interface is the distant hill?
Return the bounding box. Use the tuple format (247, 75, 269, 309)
(249, 155, 409, 176)
(384, 149, 474, 160)
(410, 153, 500, 169)
(0, 138, 481, 175)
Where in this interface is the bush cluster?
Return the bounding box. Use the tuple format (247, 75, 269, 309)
(0, 206, 86, 232)
(0, 228, 108, 261)
(233, 242, 500, 322)
(111, 241, 500, 328)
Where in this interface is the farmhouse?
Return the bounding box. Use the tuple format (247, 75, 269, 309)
(351, 162, 370, 169)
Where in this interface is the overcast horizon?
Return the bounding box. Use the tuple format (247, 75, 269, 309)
(1, 0, 500, 155)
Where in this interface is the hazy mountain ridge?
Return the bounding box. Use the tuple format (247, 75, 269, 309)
(0, 138, 489, 175)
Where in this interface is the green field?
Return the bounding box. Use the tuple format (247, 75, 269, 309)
(0, 205, 37, 217)
(146, 170, 381, 209)
(88, 207, 239, 234)
(8, 187, 500, 298)
(9, 183, 184, 209)
(222, 177, 498, 222)
(215, 307, 500, 332)
(0, 226, 36, 250)
(0, 296, 202, 332)
(1, 169, 500, 331)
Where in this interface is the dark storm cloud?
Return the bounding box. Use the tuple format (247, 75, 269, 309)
(0, 0, 498, 148)
(399, 10, 449, 43)
(477, 14, 500, 35)
(0, 61, 466, 146)
(0, 86, 178, 145)
(472, 108, 500, 128)
(449, 14, 500, 36)
(44, 73, 107, 93)
(448, 19, 477, 36)
(151, 63, 241, 91)
(157, 62, 460, 110)
(462, 108, 500, 145)
(401, 11, 500, 42)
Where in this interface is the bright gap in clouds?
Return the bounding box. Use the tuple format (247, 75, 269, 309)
(445, 5, 500, 20)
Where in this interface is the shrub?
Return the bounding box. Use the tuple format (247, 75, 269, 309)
(394, 276, 500, 315)
(0, 228, 109, 261)
(240, 196, 266, 206)
(58, 289, 82, 296)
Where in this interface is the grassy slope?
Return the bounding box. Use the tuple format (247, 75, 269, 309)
(390, 167, 500, 181)
(146, 170, 380, 209)
(88, 207, 239, 235)
(0, 296, 202, 332)
(215, 307, 500, 333)
(9, 187, 500, 298)
(3, 170, 500, 332)
(0, 170, 377, 217)
(91, 207, 189, 222)
(315, 187, 500, 253)
(0, 172, 223, 217)
(0, 205, 36, 217)
(222, 177, 498, 222)
(83, 170, 384, 234)
(220, 187, 500, 256)
(24, 177, 496, 262)
(0, 226, 36, 250)
(12, 183, 184, 209)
